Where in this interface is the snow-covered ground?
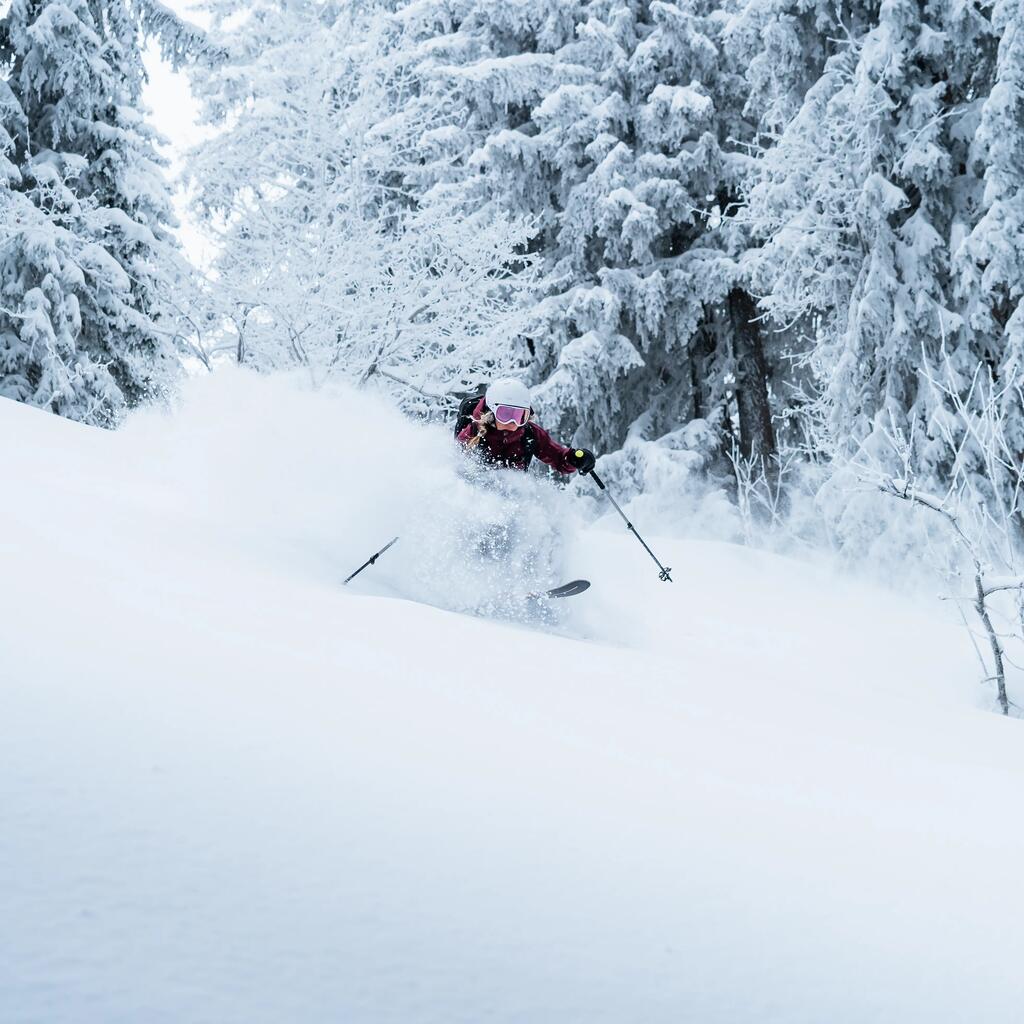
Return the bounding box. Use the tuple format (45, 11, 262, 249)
(4, 373, 1024, 1023)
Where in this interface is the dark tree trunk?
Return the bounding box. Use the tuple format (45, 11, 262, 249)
(728, 288, 775, 459)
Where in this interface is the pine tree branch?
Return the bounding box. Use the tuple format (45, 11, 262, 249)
(134, 0, 225, 67)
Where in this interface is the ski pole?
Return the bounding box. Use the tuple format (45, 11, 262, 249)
(585, 469, 673, 582)
(344, 536, 399, 585)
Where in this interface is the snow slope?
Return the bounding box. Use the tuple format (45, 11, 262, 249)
(3, 373, 1024, 1023)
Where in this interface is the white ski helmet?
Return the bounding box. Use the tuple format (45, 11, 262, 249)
(485, 377, 532, 412)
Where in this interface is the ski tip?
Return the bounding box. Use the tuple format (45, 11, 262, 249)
(563, 579, 591, 595)
(536, 579, 591, 599)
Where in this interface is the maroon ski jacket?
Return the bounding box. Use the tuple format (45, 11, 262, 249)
(457, 398, 577, 473)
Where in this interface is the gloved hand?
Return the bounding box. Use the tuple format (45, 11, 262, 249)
(568, 447, 596, 474)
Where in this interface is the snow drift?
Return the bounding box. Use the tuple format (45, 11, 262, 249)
(3, 373, 1024, 1023)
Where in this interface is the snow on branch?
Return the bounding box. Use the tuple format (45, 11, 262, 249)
(879, 478, 951, 517)
(982, 577, 1024, 598)
(134, 0, 224, 68)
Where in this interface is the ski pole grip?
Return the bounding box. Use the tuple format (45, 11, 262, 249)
(588, 469, 607, 490)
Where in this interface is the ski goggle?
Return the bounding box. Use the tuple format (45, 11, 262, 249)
(492, 405, 529, 425)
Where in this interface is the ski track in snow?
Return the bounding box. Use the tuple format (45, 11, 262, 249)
(3, 373, 1024, 1023)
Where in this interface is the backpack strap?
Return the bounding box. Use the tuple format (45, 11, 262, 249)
(522, 422, 537, 469)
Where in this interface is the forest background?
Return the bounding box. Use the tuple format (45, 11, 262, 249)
(2, 0, 1024, 702)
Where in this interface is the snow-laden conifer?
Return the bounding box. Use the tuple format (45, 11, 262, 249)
(388, 0, 773, 456)
(0, 0, 185, 424)
(956, 0, 1024, 471)
(737, 0, 1021, 493)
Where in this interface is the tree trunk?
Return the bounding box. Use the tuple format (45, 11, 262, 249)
(728, 288, 775, 459)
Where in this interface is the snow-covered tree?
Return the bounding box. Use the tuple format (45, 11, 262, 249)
(387, 0, 775, 456)
(736, 0, 1022, 497)
(955, 0, 1024, 476)
(185, 1, 537, 404)
(0, 0, 190, 425)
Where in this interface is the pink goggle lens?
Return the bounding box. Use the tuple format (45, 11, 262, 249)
(493, 405, 528, 425)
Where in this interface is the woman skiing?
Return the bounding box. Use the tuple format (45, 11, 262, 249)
(456, 377, 596, 476)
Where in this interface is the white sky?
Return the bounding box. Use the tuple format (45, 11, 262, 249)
(141, 0, 214, 268)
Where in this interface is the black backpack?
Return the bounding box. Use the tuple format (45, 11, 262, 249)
(453, 386, 487, 438)
(452, 386, 537, 469)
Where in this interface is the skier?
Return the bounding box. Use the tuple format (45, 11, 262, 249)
(456, 377, 596, 476)
(343, 378, 668, 595)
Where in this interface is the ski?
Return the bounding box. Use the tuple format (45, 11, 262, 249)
(527, 579, 591, 600)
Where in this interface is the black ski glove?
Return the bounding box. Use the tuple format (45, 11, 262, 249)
(568, 447, 596, 474)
